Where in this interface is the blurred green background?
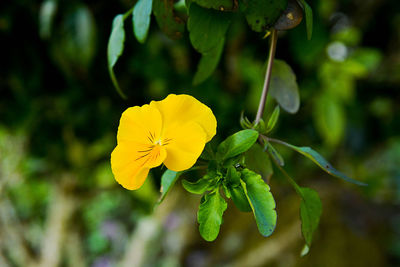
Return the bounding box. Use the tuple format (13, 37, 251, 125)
(1, 0, 400, 266)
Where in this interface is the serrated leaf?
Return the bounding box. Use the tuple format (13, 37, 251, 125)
(270, 59, 300, 114)
(193, 40, 225, 85)
(245, 143, 273, 180)
(216, 129, 259, 161)
(229, 183, 252, 212)
(132, 0, 153, 43)
(158, 169, 182, 203)
(298, 0, 313, 39)
(265, 142, 284, 166)
(265, 106, 280, 133)
(192, 0, 237, 11)
(198, 191, 227, 241)
(107, 14, 127, 99)
(153, 0, 185, 39)
(242, 0, 287, 32)
(241, 169, 277, 237)
(299, 187, 322, 247)
(277, 141, 367, 186)
(182, 177, 212, 194)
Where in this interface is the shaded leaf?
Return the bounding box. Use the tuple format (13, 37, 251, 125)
(192, 0, 238, 11)
(298, 0, 313, 39)
(39, 0, 57, 39)
(225, 166, 241, 186)
(242, 0, 287, 32)
(132, 0, 153, 43)
(198, 191, 227, 241)
(193, 40, 225, 85)
(265, 142, 284, 166)
(158, 170, 182, 203)
(216, 130, 259, 161)
(270, 59, 300, 114)
(241, 169, 277, 237)
(245, 143, 273, 180)
(299, 187, 322, 247)
(200, 142, 215, 160)
(229, 184, 252, 212)
(107, 14, 127, 99)
(153, 0, 185, 39)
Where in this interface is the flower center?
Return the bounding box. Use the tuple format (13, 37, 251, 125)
(154, 139, 162, 146)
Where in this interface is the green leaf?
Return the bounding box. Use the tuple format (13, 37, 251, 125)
(242, 0, 287, 32)
(245, 143, 273, 180)
(225, 166, 241, 186)
(314, 94, 345, 147)
(132, 0, 153, 43)
(216, 129, 259, 161)
(107, 14, 127, 99)
(193, 40, 225, 85)
(188, 3, 231, 53)
(197, 191, 227, 241)
(158, 169, 182, 203)
(192, 0, 237, 11)
(188, 3, 232, 84)
(39, 0, 57, 39)
(228, 184, 252, 212)
(270, 59, 300, 114)
(299, 187, 322, 247)
(265, 142, 284, 166)
(299, 0, 313, 40)
(182, 177, 212, 194)
(241, 169, 277, 237)
(153, 0, 185, 39)
(265, 106, 280, 133)
(275, 141, 367, 186)
(200, 142, 215, 160)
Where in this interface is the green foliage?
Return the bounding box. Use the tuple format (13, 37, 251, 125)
(153, 0, 185, 39)
(265, 106, 280, 133)
(107, 14, 127, 99)
(192, 0, 237, 11)
(158, 169, 182, 203)
(242, 0, 288, 32)
(245, 143, 273, 180)
(241, 169, 277, 237)
(197, 191, 227, 241)
(270, 59, 300, 114)
(299, 187, 322, 247)
(182, 176, 212, 194)
(132, 0, 153, 43)
(265, 142, 285, 166)
(298, 0, 313, 39)
(216, 129, 259, 161)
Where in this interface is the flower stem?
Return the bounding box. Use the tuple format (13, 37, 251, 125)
(254, 29, 278, 125)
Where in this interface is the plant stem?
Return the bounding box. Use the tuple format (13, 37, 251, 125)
(254, 29, 278, 125)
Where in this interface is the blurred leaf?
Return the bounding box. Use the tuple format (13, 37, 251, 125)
(242, 0, 287, 32)
(192, 0, 237, 11)
(158, 169, 182, 203)
(153, 0, 185, 39)
(301, 244, 310, 257)
(299, 187, 322, 247)
(275, 140, 367, 186)
(265, 142, 284, 166)
(265, 105, 280, 133)
(200, 142, 215, 160)
(182, 177, 212, 194)
(314, 94, 345, 146)
(216, 129, 259, 161)
(245, 143, 273, 180)
(107, 14, 127, 99)
(298, 0, 313, 39)
(198, 191, 227, 241)
(39, 0, 57, 39)
(193, 40, 225, 85)
(188, 3, 231, 53)
(132, 0, 153, 43)
(241, 169, 277, 237)
(270, 59, 300, 114)
(228, 183, 252, 212)
(351, 48, 382, 72)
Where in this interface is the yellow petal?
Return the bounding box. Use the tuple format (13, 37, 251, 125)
(111, 142, 166, 190)
(117, 104, 163, 145)
(163, 122, 206, 171)
(152, 94, 217, 142)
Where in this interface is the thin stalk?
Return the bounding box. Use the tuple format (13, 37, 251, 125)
(255, 29, 278, 125)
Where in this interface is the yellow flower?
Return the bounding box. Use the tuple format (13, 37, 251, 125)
(111, 94, 217, 190)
